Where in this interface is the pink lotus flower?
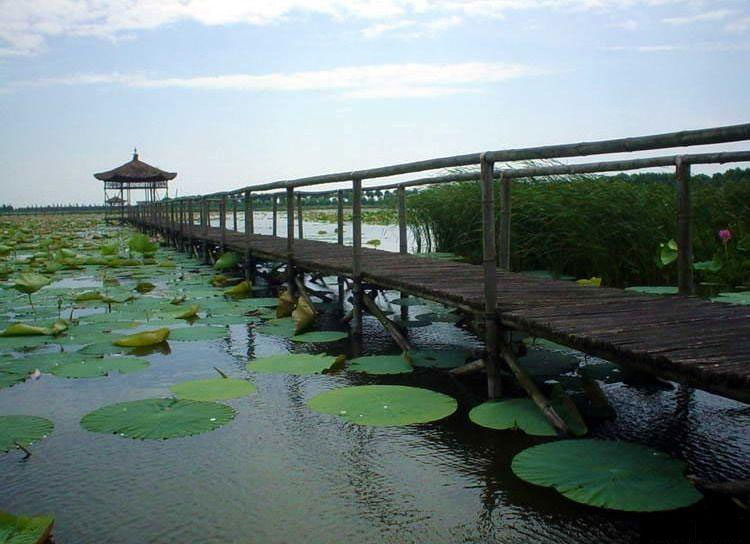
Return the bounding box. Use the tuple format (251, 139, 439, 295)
(719, 229, 732, 244)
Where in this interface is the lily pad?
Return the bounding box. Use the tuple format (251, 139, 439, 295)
(347, 355, 413, 375)
(625, 286, 678, 295)
(511, 439, 703, 512)
(80, 398, 235, 440)
(113, 327, 170, 347)
(50, 356, 149, 379)
(0, 510, 54, 544)
(255, 317, 296, 338)
(169, 326, 228, 342)
(406, 348, 468, 369)
(469, 399, 556, 436)
(308, 385, 457, 427)
(214, 252, 240, 270)
(290, 330, 348, 343)
(0, 415, 54, 452)
(248, 353, 339, 375)
(170, 377, 256, 401)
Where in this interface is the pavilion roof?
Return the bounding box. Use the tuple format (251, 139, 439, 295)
(94, 151, 177, 183)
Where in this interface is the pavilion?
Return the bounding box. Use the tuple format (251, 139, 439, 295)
(94, 149, 177, 222)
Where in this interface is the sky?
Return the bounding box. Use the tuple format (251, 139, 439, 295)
(0, 0, 749, 206)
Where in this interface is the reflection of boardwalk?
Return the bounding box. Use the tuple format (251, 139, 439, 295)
(141, 217, 750, 404)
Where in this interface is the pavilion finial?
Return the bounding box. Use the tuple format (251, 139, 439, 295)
(133, 147, 138, 161)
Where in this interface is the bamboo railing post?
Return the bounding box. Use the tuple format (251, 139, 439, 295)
(480, 155, 501, 399)
(398, 184, 409, 322)
(220, 195, 227, 249)
(201, 197, 209, 264)
(232, 197, 238, 231)
(244, 190, 253, 281)
(297, 194, 303, 239)
(179, 199, 185, 250)
(272, 195, 278, 237)
(676, 157, 694, 295)
(246, 190, 254, 234)
(352, 178, 363, 336)
(337, 189, 345, 312)
(187, 198, 193, 248)
(498, 173, 511, 271)
(286, 187, 296, 295)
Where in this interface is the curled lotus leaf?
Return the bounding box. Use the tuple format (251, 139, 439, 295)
(214, 252, 240, 271)
(174, 304, 199, 320)
(276, 290, 295, 318)
(292, 296, 315, 335)
(0, 415, 54, 452)
(307, 385, 457, 427)
(74, 290, 102, 302)
(224, 280, 252, 297)
(11, 273, 51, 295)
(134, 281, 156, 294)
(112, 327, 170, 347)
(170, 377, 256, 401)
(248, 353, 339, 375)
(50, 356, 149, 379)
(511, 439, 703, 512)
(80, 398, 235, 440)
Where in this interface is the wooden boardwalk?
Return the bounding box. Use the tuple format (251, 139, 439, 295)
(144, 218, 750, 405)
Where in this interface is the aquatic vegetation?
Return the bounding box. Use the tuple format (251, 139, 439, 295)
(255, 317, 296, 338)
(625, 286, 678, 295)
(80, 398, 236, 440)
(307, 385, 457, 427)
(0, 415, 54, 453)
(347, 354, 413, 375)
(469, 399, 556, 436)
(224, 280, 251, 297)
(127, 233, 158, 257)
(50, 356, 149, 378)
(170, 377, 256, 401)
(0, 510, 54, 544)
(174, 304, 199, 319)
(405, 348, 469, 369)
(290, 330, 347, 343)
(511, 440, 702, 512)
(576, 276, 602, 287)
(113, 327, 170, 347)
(214, 251, 240, 270)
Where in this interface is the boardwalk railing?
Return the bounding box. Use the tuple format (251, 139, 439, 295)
(128, 123, 750, 406)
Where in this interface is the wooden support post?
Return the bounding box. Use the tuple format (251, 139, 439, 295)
(362, 293, 411, 352)
(178, 200, 185, 250)
(232, 198, 238, 231)
(500, 342, 571, 436)
(352, 178, 363, 336)
(398, 185, 409, 322)
(187, 199, 193, 252)
(480, 155, 501, 399)
(676, 157, 694, 295)
(337, 189, 345, 313)
(272, 195, 278, 237)
(220, 195, 227, 249)
(297, 194, 303, 239)
(244, 190, 252, 280)
(498, 173, 511, 271)
(286, 187, 296, 295)
(245, 190, 254, 234)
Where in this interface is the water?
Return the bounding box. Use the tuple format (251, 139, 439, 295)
(1, 222, 748, 543)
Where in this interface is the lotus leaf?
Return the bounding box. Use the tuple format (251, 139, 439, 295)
(711, 291, 750, 305)
(576, 276, 602, 287)
(406, 348, 468, 369)
(113, 327, 170, 347)
(224, 280, 251, 297)
(135, 281, 156, 293)
(0, 511, 54, 544)
(693, 260, 722, 272)
(625, 286, 678, 295)
(214, 252, 240, 270)
(170, 377, 256, 401)
(174, 304, 199, 319)
(469, 399, 557, 436)
(308, 385, 457, 427)
(74, 290, 102, 302)
(0, 324, 53, 337)
(0, 415, 54, 452)
(659, 239, 678, 266)
(511, 439, 703, 512)
(255, 317, 296, 338)
(290, 330, 348, 343)
(276, 290, 295, 318)
(248, 353, 338, 375)
(80, 398, 235, 440)
(11, 273, 51, 295)
(0, 372, 26, 390)
(169, 326, 227, 342)
(518, 348, 580, 379)
(243, 298, 278, 310)
(127, 234, 158, 255)
(51, 356, 149, 378)
(347, 354, 413, 375)
(292, 296, 315, 334)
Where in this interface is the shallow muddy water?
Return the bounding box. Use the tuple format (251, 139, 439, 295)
(1, 222, 748, 544)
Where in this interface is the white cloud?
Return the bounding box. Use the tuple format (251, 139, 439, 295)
(662, 9, 733, 25)
(604, 41, 750, 52)
(0, 0, 711, 56)
(727, 16, 750, 33)
(5, 61, 544, 98)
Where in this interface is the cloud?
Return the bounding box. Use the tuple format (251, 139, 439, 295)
(0, 0, 712, 56)
(727, 16, 750, 33)
(662, 9, 733, 25)
(603, 41, 750, 52)
(5, 61, 544, 98)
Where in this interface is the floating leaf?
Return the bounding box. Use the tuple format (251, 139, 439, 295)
(170, 377, 256, 401)
(255, 317, 296, 338)
(10, 273, 51, 295)
(248, 353, 338, 375)
(576, 276, 602, 287)
(308, 385, 457, 427)
(518, 348, 580, 379)
(0, 372, 26, 390)
(711, 291, 750, 305)
(693, 260, 722, 272)
(347, 354, 413, 375)
(0, 323, 53, 337)
(290, 330, 348, 343)
(406, 348, 468, 369)
(169, 326, 227, 342)
(0, 415, 54, 452)
(224, 280, 251, 297)
(469, 399, 556, 436)
(74, 290, 102, 302)
(112, 327, 169, 347)
(0, 510, 55, 544)
(80, 398, 235, 440)
(214, 252, 240, 271)
(625, 285, 678, 295)
(511, 439, 702, 512)
(174, 304, 199, 320)
(244, 298, 278, 310)
(50, 356, 149, 379)
(134, 281, 156, 293)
